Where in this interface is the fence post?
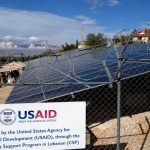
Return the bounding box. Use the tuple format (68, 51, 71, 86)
(113, 45, 121, 150)
(116, 54, 122, 150)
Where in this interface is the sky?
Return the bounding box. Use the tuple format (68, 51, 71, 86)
(0, 0, 150, 46)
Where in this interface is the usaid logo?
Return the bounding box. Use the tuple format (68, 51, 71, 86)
(18, 110, 57, 119)
(0, 109, 57, 125)
(0, 109, 16, 125)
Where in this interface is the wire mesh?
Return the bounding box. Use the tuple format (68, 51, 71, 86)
(0, 36, 150, 149)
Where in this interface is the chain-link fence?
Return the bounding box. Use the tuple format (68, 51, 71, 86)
(43, 72, 149, 150)
(0, 31, 150, 150)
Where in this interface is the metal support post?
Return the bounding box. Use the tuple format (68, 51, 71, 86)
(116, 58, 121, 150)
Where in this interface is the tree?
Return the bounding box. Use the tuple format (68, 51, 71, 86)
(85, 33, 107, 46)
(113, 36, 120, 44)
(113, 35, 132, 45)
(60, 32, 108, 52)
(60, 42, 78, 52)
(120, 35, 127, 44)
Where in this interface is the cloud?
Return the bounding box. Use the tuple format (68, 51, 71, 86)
(76, 15, 96, 25)
(0, 41, 13, 49)
(0, 7, 105, 45)
(108, 0, 119, 6)
(90, 0, 103, 9)
(29, 36, 39, 41)
(0, 35, 47, 49)
(4, 35, 13, 40)
(90, 0, 119, 9)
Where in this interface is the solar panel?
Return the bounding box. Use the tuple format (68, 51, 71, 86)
(6, 43, 150, 103)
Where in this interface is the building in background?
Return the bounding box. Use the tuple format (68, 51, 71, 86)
(132, 28, 150, 43)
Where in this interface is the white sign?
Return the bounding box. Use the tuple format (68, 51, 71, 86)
(0, 102, 86, 150)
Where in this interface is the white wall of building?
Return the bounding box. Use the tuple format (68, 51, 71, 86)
(142, 37, 149, 43)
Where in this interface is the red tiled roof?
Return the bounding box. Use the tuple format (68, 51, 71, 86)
(132, 33, 150, 37)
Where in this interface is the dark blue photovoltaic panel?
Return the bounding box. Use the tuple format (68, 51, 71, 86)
(8, 87, 42, 100)
(121, 62, 150, 78)
(44, 84, 86, 100)
(6, 43, 150, 103)
(9, 93, 44, 103)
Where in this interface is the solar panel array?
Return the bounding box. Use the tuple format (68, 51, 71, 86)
(6, 43, 150, 103)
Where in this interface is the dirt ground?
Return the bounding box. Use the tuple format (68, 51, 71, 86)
(0, 86, 13, 104)
(90, 112, 150, 150)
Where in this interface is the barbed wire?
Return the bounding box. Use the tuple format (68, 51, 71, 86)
(1, 28, 150, 88)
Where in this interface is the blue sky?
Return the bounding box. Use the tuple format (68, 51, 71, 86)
(0, 0, 150, 45)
